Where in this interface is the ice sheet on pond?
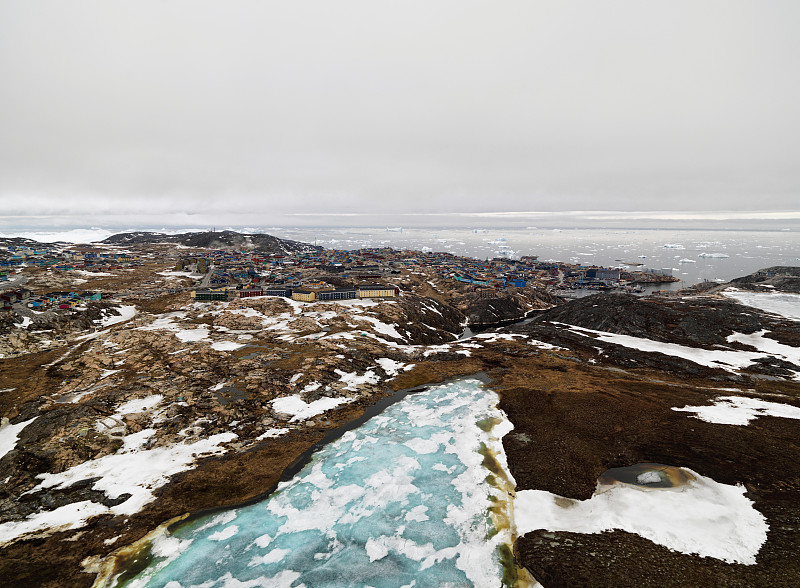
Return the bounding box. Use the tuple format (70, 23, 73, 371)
(110, 380, 516, 588)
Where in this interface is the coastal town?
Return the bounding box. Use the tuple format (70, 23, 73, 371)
(1, 233, 678, 315)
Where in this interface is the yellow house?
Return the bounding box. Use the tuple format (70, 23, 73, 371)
(291, 289, 316, 302)
(357, 284, 397, 298)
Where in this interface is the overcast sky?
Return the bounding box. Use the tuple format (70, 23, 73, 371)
(1, 1, 799, 230)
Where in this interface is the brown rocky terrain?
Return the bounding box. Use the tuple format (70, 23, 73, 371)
(729, 266, 800, 293)
(1, 257, 799, 587)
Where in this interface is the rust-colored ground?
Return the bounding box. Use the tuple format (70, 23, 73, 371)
(3, 339, 800, 587)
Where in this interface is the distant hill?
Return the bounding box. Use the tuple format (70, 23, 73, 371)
(0, 237, 55, 249)
(100, 230, 321, 254)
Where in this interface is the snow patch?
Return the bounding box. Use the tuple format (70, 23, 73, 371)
(97, 305, 137, 328)
(2, 433, 236, 544)
(514, 469, 768, 564)
(271, 395, 352, 422)
(334, 369, 380, 391)
(0, 417, 37, 461)
(375, 358, 407, 376)
(210, 340, 245, 352)
(558, 323, 768, 372)
(673, 395, 800, 425)
(723, 289, 800, 322)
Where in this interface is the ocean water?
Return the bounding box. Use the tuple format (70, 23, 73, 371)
(112, 380, 515, 588)
(275, 227, 799, 286)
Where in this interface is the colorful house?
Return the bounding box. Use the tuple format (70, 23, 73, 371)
(291, 289, 315, 302)
(357, 284, 398, 298)
(316, 288, 357, 301)
(192, 289, 229, 301)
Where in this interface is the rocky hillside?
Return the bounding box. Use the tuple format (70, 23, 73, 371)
(100, 230, 320, 254)
(438, 281, 556, 326)
(728, 266, 800, 293)
(512, 291, 800, 380)
(0, 237, 55, 249)
(531, 293, 766, 346)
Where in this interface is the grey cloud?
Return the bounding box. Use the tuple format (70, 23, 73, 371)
(1, 0, 799, 228)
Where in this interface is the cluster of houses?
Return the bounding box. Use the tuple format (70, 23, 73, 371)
(176, 250, 394, 288)
(178, 246, 666, 301)
(36, 291, 105, 309)
(1, 245, 140, 272)
(2, 240, 681, 315)
(1, 288, 105, 311)
(192, 283, 398, 303)
(1, 288, 31, 310)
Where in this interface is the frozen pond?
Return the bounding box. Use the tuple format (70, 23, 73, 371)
(107, 380, 517, 588)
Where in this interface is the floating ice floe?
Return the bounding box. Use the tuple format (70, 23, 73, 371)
(673, 395, 800, 425)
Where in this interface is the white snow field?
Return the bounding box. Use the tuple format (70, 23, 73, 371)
(515, 468, 768, 564)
